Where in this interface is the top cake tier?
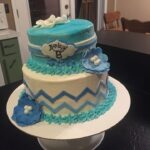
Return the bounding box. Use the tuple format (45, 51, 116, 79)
(28, 19, 96, 46)
(25, 16, 110, 76)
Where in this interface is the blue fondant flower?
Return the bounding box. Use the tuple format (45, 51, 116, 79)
(82, 47, 110, 74)
(12, 93, 42, 127)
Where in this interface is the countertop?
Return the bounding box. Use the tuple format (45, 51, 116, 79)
(0, 45, 150, 150)
(0, 29, 18, 40)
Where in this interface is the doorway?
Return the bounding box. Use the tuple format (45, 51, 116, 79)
(28, 0, 60, 26)
(75, 0, 98, 29)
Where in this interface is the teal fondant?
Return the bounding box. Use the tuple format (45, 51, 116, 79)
(28, 37, 97, 57)
(26, 53, 86, 75)
(41, 81, 116, 124)
(27, 19, 94, 46)
(28, 38, 96, 66)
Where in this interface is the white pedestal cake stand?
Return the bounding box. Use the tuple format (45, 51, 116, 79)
(6, 77, 130, 150)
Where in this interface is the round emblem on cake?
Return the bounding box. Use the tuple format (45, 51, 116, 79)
(41, 40, 76, 60)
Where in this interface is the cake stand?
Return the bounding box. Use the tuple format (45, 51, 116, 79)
(6, 76, 130, 150)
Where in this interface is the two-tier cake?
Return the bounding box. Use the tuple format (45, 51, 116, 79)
(12, 15, 115, 127)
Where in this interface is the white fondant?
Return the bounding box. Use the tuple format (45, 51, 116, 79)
(90, 55, 101, 66)
(36, 19, 55, 28)
(55, 15, 67, 24)
(75, 34, 97, 46)
(35, 15, 68, 28)
(41, 40, 76, 60)
(22, 65, 108, 115)
(24, 105, 32, 114)
(28, 34, 97, 50)
(90, 55, 99, 62)
(24, 109, 29, 114)
(94, 59, 101, 66)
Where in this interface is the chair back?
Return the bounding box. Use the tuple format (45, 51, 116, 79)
(104, 11, 121, 30)
(121, 17, 150, 34)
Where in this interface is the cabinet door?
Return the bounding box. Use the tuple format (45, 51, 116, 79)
(0, 43, 2, 61)
(0, 43, 5, 85)
(0, 63, 5, 86)
(3, 54, 22, 84)
(1, 38, 19, 55)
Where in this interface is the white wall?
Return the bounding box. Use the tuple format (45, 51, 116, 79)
(116, 0, 150, 21)
(97, 0, 105, 31)
(107, 0, 115, 12)
(12, 0, 31, 63)
(60, 0, 75, 18)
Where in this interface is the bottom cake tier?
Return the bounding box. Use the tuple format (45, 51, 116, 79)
(22, 65, 108, 116)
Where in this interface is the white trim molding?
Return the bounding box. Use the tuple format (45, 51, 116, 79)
(114, 0, 117, 11)
(60, 0, 75, 18)
(70, 0, 75, 18)
(97, 0, 105, 31)
(104, 0, 108, 13)
(11, 0, 31, 63)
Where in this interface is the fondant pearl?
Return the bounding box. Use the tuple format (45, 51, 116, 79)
(24, 109, 29, 114)
(90, 55, 99, 62)
(28, 106, 33, 111)
(94, 59, 101, 65)
(24, 105, 33, 114)
(24, 105, 29, 109)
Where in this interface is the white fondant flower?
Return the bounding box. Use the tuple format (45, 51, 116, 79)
(36, 20, 44, 27)
(35, 14, 69, 28)
(55, 15, 68, 24)
(48, 14, 56, 22)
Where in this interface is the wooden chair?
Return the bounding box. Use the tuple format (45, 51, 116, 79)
(121, 17, 150, 34)
(104, 11, 122, 30)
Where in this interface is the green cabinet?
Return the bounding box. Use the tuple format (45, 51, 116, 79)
(0, 38, 22, 84)
(0, 44, 2, 61)
(2, 38, 19, 55)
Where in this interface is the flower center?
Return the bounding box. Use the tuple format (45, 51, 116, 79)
(24, 105, 33, 114)
(90, 55, 101, 66)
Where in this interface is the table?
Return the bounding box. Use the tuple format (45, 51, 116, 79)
(1, 80, 150, 150)
(0, 45, 150, 149)
(97, 30, 150, 55)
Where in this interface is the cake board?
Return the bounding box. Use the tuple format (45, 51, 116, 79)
(6, 76, 130, 150)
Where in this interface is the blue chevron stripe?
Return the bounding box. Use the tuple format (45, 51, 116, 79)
(40, 82, 116, 124)
(39, 87, 106, 113)
(39, 99, 99, 114)
(23, 80, 34, 97)
(23, 80, 106, 103)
